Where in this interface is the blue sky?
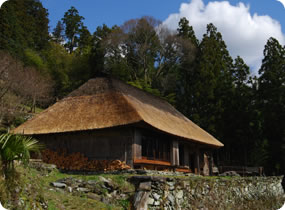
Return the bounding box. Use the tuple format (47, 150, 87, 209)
(41, 0, 285, 35)
(1, 0, 285, 72)
(40, 0, 285, 73)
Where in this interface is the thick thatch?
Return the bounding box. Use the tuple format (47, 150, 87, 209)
(13, 77, 223, 147)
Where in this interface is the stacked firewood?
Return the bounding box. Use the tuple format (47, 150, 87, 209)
(41, 149, 131, 171)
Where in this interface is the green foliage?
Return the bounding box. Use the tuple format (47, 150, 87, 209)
(0, 0, 49, 56)
(0, 133, 42, 175)
(52, 21, 65, 44)
(250, 139, 269, 167)
(177, 17, 199, 46)
(23, 49, 47, 71)
(62, 6, 84, 53)
(257, 37, 285, 174)
(128, 79, 161, 97)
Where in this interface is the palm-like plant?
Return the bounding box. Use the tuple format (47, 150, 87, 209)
(0, 133, 42, 175)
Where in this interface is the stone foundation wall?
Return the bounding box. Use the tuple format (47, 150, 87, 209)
(130, 175, 284, 210)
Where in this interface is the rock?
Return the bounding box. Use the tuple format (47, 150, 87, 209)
(101, 196, 110, 205)
(50, 182, 67, 188)
(167, 193, 175, 204)
(77, 187, 91, 193)
(87, 180, 97, 185)
(152, 192, 160, 200)
(139, 182, 152, 191)
(154, 201, 160, 206)
(176, 190, 183, 199)
(67, 186, 72, 193)
(98, 176, 110, 183)
(151, 176, 166, 183)
(99, 176, 117, 190)
(147, 197, 154, 205)
(134, 191, 150, 210)
(87, 193, 101, 201)
(167, 182, 175, 191)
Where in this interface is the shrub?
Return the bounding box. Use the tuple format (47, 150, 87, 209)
(0, 133, 42, 177)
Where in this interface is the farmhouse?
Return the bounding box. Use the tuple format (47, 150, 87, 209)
(13, 77, 223, 175)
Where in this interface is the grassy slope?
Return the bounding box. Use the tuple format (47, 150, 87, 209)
(0, 164, 133, 210)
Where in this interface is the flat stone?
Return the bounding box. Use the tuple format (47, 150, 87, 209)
(147, 197, 155, 205)
(99, 176, 110, 183)
(87, 180, 98, 185)
(152, 176, 167, 183)
(176, 190, 183, 199)
(87, 193, 101, 201)
(67, 186, 72, 193)
(153, 192, 160, 200)
(77, 187, 91, 193)
(134, 191, 150, 209)
(167, 193, 175, 204)
(139, 181, 152, 191)
(50, 182, 67, 188)
(154, 201, 160, 206)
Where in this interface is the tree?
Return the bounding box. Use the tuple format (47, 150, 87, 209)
(194, 23, 233, 133)
(177, 17, 199, 47)
(88, 24, 114, 77)
(257, 37, 285, 174)
(175, 18, 199, 113)
(52, 21, 65, 44)
(18, 67, 54, 112)
(115, 17, 161, 83)
(0, 0, 49, 56)
(74, 25, 92, 55)
(42, 42, 72, 98)
(62, 6, 84, 53)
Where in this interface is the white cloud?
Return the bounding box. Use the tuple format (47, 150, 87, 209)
(0, 0, 7, 8)
(162, 0, 285, 73)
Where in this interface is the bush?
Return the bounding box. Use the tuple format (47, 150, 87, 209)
(0, 133, 42, 177)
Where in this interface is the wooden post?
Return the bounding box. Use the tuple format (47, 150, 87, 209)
(195, 147, 200, 175)
(171, 140, 179, 166)
(133, 128, 142, 160)
(209, 151, 213, 176)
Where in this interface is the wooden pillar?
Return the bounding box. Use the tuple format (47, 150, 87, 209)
(195, 147, 200, 175)
(133, 128, 142, 160)
(209, 151, 213, 176)
(171, 140, 179, 166)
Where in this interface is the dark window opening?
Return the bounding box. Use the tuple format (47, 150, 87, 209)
(179, 144, 185, 166)
(141, 137, 170, 161)
(189, 153, 195, 172)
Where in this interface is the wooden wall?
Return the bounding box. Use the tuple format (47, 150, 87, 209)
(35, 127, 133, 166)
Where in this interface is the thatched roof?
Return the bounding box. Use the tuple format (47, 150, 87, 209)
(13, 78, 223, 147)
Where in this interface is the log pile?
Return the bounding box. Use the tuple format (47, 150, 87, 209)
(41, 149, 131, 171)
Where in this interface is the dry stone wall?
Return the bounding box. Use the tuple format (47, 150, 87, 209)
(129, 175, 284, 210)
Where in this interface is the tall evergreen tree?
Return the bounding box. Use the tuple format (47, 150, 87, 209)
(258, 37, 285, 174)
(0, 0, 49, 56)
(175, 17, 198, 115)
(52, 21, 65, 44)
(190, 23, 233, 136)
(62, 6, 84, 53)
(177, 17, 199, 47)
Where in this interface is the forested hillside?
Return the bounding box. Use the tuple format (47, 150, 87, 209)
(0, 0, 284, 175)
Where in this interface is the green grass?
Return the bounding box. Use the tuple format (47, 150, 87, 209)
(0, 164, 132, 209)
